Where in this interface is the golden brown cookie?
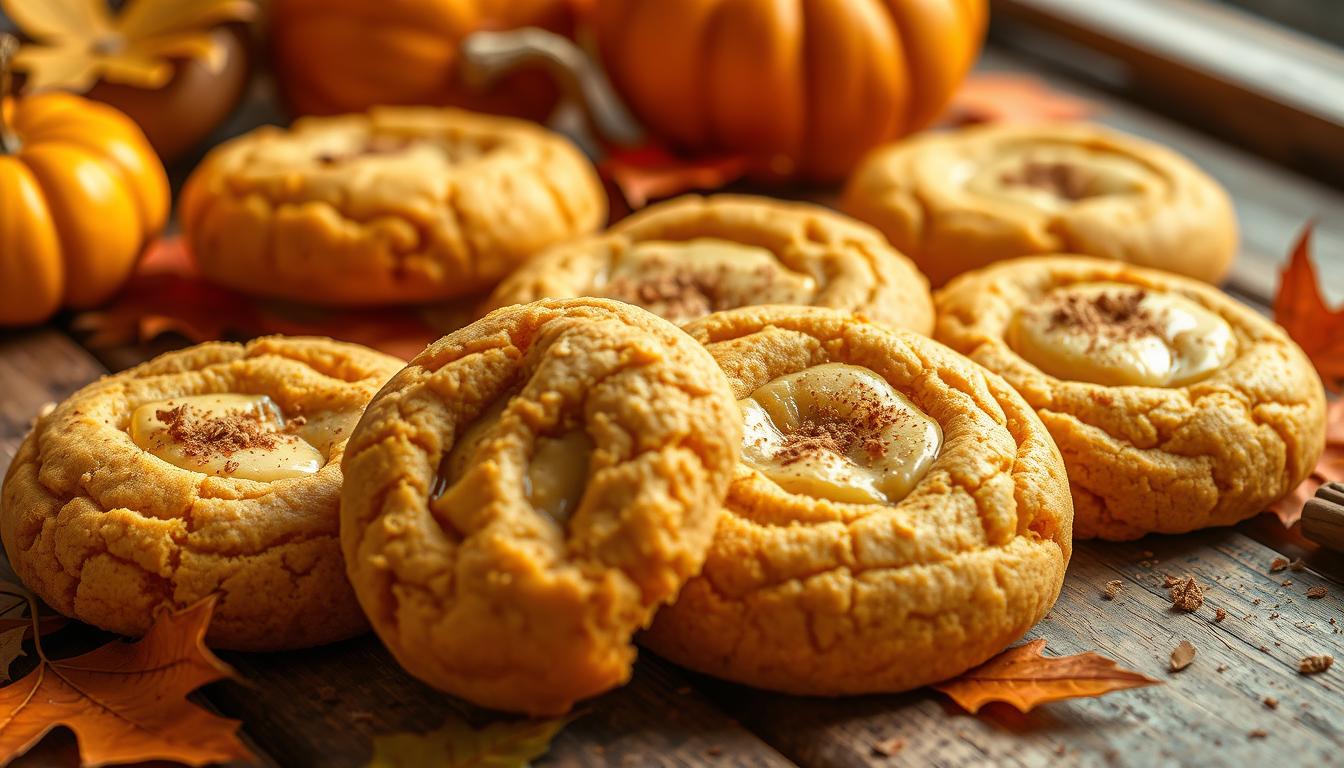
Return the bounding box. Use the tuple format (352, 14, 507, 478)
(180, 107, 606, 306)
(0, 337, 403, 650)
(340, 298, 742, 715)
(482, 195, 935, 334)
(841, 123, 1237, 287)
(642, 305, 1072, 695)
(935, 256, 1326, 540)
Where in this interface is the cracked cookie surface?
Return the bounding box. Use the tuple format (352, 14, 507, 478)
(340, 298, 741, 715)
(935, 256, 1326, 540)
(841, 122, 1237, 286)
(0, 337, 404, 650)
(482, 195, 934, 334)
(641, 305, 1072, 695)
(180, 107, 606, 306)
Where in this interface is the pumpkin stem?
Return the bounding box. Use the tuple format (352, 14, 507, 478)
(459, 28, 645, 150)
(0, 34, 20, 155)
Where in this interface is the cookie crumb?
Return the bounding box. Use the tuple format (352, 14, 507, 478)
(1170, 640, 1196, 672)
(1103, 580, 1123, 600)
(1270, 557, 1289, 573)
(1214, 608, 1227, 622)
(1307, 586, 1328, 599)
(1169, 575, 1204, 612)
(1263, 697, 1279, 710)
(1163, 574, 1181, 588)
(1216, 664, 1229, 673)
(705, 746, 723, 757)
(872, 737, 905, 757)
(1299, 655, 1333, 675)
(1281, 579, 1294, 587)
(1248, 729, 1268, 740)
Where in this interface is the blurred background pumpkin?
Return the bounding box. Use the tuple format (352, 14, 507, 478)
(0, 0, 256, 162)
(592, 0, 987, 181)
(0, 34, 168, 326)
(270, 0, 584, 121)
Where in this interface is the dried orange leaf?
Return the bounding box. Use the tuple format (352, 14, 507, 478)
(1274, 224, 1344, 393)
(1269, 399, 1344, 528)
(941, 73, 1099, 127)
(0, 627, 25, 682)
(600, 142, 748, 211)
(0, 595, 253, 767)
(933, 639, 1160, 714)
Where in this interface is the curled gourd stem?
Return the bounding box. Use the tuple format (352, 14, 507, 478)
(458, 27, 644, 149)
(0, 34, 19, 155)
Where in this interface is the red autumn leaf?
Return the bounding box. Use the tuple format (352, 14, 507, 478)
(0, 595, 254, 767)
(73, 236, 445, 360)
(1270, 399, 1344, 528)
(941, 73, 1099, 127)
(933, 639, 1160, 714)
(599, 142, 749, 211)
(1274, 224, 1344, 393)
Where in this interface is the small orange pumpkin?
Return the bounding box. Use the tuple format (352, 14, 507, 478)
(593, 0, 988, 181)
(0, 36, 169, 326)
(270, 0, 583, 121)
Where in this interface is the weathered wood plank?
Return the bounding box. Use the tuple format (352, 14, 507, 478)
(691, 530, 1343, 768)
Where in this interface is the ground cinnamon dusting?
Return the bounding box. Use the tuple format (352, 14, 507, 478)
(604, 260, 780, 320)
(775, 388, 908, 466)
(155, 403, 282, 460)
(1000, 160, 1094, 200)
(1047, 288, 1166, 344)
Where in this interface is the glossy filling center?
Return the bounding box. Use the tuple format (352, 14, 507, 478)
(129, 394, 332, 481)
(967, 144, 1156, 211)
(597, 238, 817, 324)
(444, 398, 594, 523)
(1010, 281, 1237, 387)
(739, 363, 942, 505)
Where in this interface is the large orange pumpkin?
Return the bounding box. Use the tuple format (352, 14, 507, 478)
(593, 0, 987, 181)
(0, 39, 169, 326)
(270, 0, 583, 120)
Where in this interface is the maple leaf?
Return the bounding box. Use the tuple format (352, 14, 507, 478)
(1270, 399, 1344, 528)
(932, 639, 1160, 714)
(368, 713, 568, 768)
(0, 581, 67, 639)
(941, 73, 1099, 126)
(599, 142, 749, 211)
(0, 594, 254, 767)
(3, 0, 256, 93)
(1274, 224, 1344, 393)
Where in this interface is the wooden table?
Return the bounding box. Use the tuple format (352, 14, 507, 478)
(3, 39, 1343, 768)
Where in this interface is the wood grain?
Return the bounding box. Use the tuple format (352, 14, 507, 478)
(696, 530, 1344, 767)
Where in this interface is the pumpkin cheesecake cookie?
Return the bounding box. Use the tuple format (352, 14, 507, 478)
(180, 107, 606, 305)
(935, 256, 1326, 540)
(482, 195, 935, 333)
(841, 123, 1237, 286)
(340, 298, 741, 715)
(0, 337, 403, 650)
(642, 306, 1072, 695)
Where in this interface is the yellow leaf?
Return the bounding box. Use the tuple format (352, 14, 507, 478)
(933, 639, 1161, 714)
(11, 45, 101, 92)
(368, 713, 568, 768)
(115, 0, 256, 41)
(5, 0, 255, 93)
(0, 0, 112, 41)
